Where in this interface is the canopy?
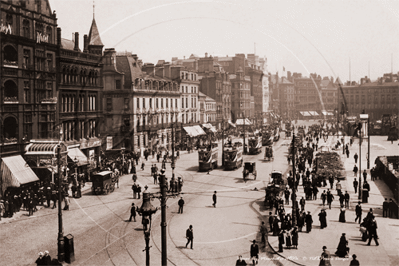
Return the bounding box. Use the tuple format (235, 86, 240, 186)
(308, 111, 319, 116)
(1, 155, 40, 195)
(235, 118, 252, 125)
(202, 123, 217, 133)
(183, 126, 206, 137)
(25, 142, 58, 155)
(322, 111, 334, 116)
(67, 148, 89, 166)
(228, 120, 236, 128)
(300, 111, 312, 117)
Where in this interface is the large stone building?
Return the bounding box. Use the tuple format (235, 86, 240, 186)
(229, 67, 253, 120)
(198, 92, 217, 124)
(102, 50, 180, 152)
(0, 0, 58, 158)
(57, 17, 104, 169)
(342, 73, 399, 122)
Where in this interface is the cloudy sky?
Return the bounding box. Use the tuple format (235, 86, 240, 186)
(50, 0, 399, 82)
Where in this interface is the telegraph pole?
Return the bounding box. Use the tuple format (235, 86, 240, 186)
(160, 173, 167, 266)
(57, 145, 65, 262)
(222, 118, 225, 167)
(171, 123, 175, 177)
(243, 113, 246, 154)
(358, 126, 362, 200)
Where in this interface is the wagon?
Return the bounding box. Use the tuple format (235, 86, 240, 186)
(243, 162, 257, 181)
(91, 171, 118, 195)
(264, 146, 274, 161)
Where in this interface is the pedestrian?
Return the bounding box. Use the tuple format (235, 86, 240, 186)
(42, 251, 51, 265)
(353, 178, 358, 194)
(35, 252, 44, 266)
(349, 254, 360, 266)
(339, 207, 346, 223)
(278, 230, 285, 252)
(185, 225, 194, 249)
(284, 188, 290, 205)
(141, 161, 145, 171)
(300, 197, 305, 212)
(389, 199, 395, 218)
(250, 240, 259, 265)
(336, 180, 342, 196)
(335, 233, 349, 257)
(305, 211, 313, 233)
(291, 227, 298, 249)
(381, 198, 389, 217)
(212, 191, 217, 207)
(0, 200, 4, 221)
(260, 221, 268, 246)
(321, 190, 326, 206)
(313, 185, 319, 200)
(285, 230, 292, 249)
(128, 203, 137, 222)
(362, 169, 367, 182)
(132, 183, 137, 199)
(355, 201, 362, 224)
(235, 255, 247, 266)
(353, 165, 358, 176)
(319, 209, 327, 229)
(137, 184, 142, 199)
(346, 149, 350, 158)
(329, 176, 334, 189)
(344, 191, 350, 208)
(268, 212, 274, 232)
(367, 219, 379, 246)
(297, 212, 305, 232)
(319, 246, 332, 266)
(178, 197, 185, 214)
(354, 153, 358, 164)
(132, 174, 137, 183)
(327, 190, 334, 209)
(153, 173, 158, 185)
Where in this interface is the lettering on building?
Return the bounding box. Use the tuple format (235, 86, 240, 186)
(0, 23, 12, 34)
(36, 32, 49, 43)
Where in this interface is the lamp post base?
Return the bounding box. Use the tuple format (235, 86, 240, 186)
(58, 233, 65, 262)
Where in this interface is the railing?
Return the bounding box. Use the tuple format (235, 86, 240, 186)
(41, 97, 58, 104)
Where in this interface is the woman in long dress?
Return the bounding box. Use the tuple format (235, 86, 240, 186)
(291, 227, 298, 249)
(285, 230, 292, 249)
(335, 233, 349, 257)
(339, 207, 346, 223)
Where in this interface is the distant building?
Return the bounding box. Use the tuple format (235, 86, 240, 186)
(199, 92, 217, 125)
(230, 67, 253, 120)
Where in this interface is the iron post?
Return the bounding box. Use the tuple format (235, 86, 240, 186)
(358, 127, 362, 200)
(367, 117, 370, 169)
(57, 145, 64, 262)
(160, 174, 167, 266)
(291, 133, 297, 226)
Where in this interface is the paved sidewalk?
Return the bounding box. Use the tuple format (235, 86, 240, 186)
(262, 135, 399, 266)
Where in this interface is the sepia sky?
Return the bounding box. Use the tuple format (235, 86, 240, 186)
(50, 0, 399, 83)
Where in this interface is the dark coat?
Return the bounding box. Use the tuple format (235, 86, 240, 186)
(178, 199, 185, 207)
(250, 244, 259, 257)
(186, 228, 193, 239)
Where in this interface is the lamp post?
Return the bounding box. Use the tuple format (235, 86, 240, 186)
(137, 186, 158, 266)
(121, 146, 126, 164)
(291, 133, 297, 226)
(171, 122, 175, 178)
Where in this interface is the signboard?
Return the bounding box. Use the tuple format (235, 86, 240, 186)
(36, 32, 49, 43)
(0, 23, 12, 34)
(106, 136, 113, 150)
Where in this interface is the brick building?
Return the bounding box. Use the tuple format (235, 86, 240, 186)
(230, 67, 253, 120)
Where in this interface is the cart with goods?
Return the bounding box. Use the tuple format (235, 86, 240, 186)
(243, 162, 257, 181)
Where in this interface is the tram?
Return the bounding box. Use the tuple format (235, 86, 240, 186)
(248, 136, 262, 155)
(198, 142, 218, 171)
(262, 130, 274, 146)
(223, 141, 243, 170)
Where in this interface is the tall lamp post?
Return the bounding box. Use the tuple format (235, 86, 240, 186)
(291, 133, 297, 226)
(137, 186, 158, 266)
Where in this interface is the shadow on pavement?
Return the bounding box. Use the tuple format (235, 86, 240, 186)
(183, 166, 199, 172)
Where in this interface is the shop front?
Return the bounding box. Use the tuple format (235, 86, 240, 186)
(182, 125, 206, 150)
(80, 137, 102, 172)
(0, 155, 40, 198)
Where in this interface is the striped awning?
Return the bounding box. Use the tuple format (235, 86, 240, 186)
(67, 148, 89, 166)
(202, 123, 217, 133)
(183, 126, 206, 137)
(25, 143, 58, 155)
(1, 155, 39, 195)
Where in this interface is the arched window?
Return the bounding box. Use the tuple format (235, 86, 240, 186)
(23, 19, 30, 38)
(4, 80, 18, 100)
(3, 45, 17, 64)
(6, 13, 12, 26)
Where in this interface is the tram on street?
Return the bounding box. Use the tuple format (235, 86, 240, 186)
(273, 127, 280, 142)
(198, 142, 218, 171)
(262, 130, 274, 146)
(223, 141, 243, 170)
(248, 136, 262, 155)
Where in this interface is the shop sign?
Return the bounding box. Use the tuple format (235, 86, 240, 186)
(0, 23, 12, 34)
(88, 139, 101, 148)
(36, 32, 49, 43)
(106, 136, 113, 150)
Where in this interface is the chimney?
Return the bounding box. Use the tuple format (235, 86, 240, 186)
(164, 63, 171, 78)
(57, 27, 61, 46)
(83, 34, 88, 52)
(142, 63, 155, 75)
(74, 32, 79, 51)
(287, 71, 292, 81)
(205, 52, 208, 58)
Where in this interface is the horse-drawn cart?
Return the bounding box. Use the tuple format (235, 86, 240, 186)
(264, 146, 273, 161)
(243, 162, 257, 182)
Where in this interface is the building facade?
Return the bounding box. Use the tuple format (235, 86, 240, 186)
(230, 67, 253, 120)
(102, 50, 180, 152)
(0, 0, 57, 158)
(58, 18, 104, 169)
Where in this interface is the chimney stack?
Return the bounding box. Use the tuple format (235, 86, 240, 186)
(83, 34, 88, 52)
(205, 52, 208, 58)
(57, 27, 61, 46)
(74, 32, 79, 51)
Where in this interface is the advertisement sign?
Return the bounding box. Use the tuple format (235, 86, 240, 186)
(106, 136, 113, 150)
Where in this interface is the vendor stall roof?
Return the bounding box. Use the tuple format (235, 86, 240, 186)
(235, 118, 252, 125)
(68, 148, 89, 166)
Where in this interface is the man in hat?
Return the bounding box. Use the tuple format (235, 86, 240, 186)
(250, 240, 259, 265)
(355, 201, 362, 224)
(35, 252, 44, 265)
(349, 254, 360, 266)
(319, 246, 331, 266)
(129, 203, 136, 222)
(42, 251, 51, 265)
(185, 225, 194, 249)
(178, 197, 185, 214)
(260, 221, 268, 247)
(212, 191, 217, 207)
(305, 211, 313, 233)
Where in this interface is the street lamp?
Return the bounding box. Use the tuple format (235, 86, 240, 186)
(121, 146, 126, 164)
(137, 186, 158, 266)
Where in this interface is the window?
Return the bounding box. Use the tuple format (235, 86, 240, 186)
(156, 98, 159, 108)
(166, 98, 168, 108)
(46, 26, 52, 44)
(186, 98, 188, 108)
(143, 98, 146, 108)
(175, 99, 178, 108)
(125, 98, 129, 110)
(23, 49, 30, 68)
(149, 98, 152, 108)
(181, 98, 184, 108)
(24, 81, 30, 103)
(191, 96, 193, 108)
(107, 98, 112, 111)
(115, 80, 121, 89)
(137, 98, 140, 109)
(23, 20, 30, 38)
(161, 98, 163, 108)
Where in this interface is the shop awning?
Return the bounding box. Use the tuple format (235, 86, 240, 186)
(308, 111, 319, 116)
(322, 111, 334, 116)
(228, 120, 236, 128)
(235, 118, 252, 125)
(202, 123, 217, 133)
(183, 126, 206, 137)
(1, 155, 40, 194)
(67, 148, 89, 166)
(300, 111, 312, 117)
(25, 142, 59, 155)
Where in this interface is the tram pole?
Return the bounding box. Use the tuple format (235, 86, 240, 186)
(57, 145, 65, 262)
(291, 133, 297, 226)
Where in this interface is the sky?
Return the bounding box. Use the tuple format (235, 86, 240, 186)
(50, 0, 399, 83)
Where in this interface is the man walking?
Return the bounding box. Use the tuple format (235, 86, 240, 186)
(367, 219, 379, 246)
(327, 190, 334, 209)
(185, 225, 194, 249)
(212, 191, 217, 207)
(128, 203, 137, 222)
(321, 190, 326, 206)
(383, 198, 389, 217)
(300, 197, 306, 212)
(363, 169, 368, 182)
(250, 240, 259, 265)
(336, 180, 342, 196)
(305, 211, 313, 233)
(355, 201, 362, 224)
(319, 246, 332, 266)
(284, 188, 290, 205)
(178, 197, 185, 214)
(353, 178, 358, 193)
(353, 165, 358, 176)
(260, 221, 268, 247)
(344, 191, 350, 208)
(268, 212, 274, 232)
(354, 153, 358, 164)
